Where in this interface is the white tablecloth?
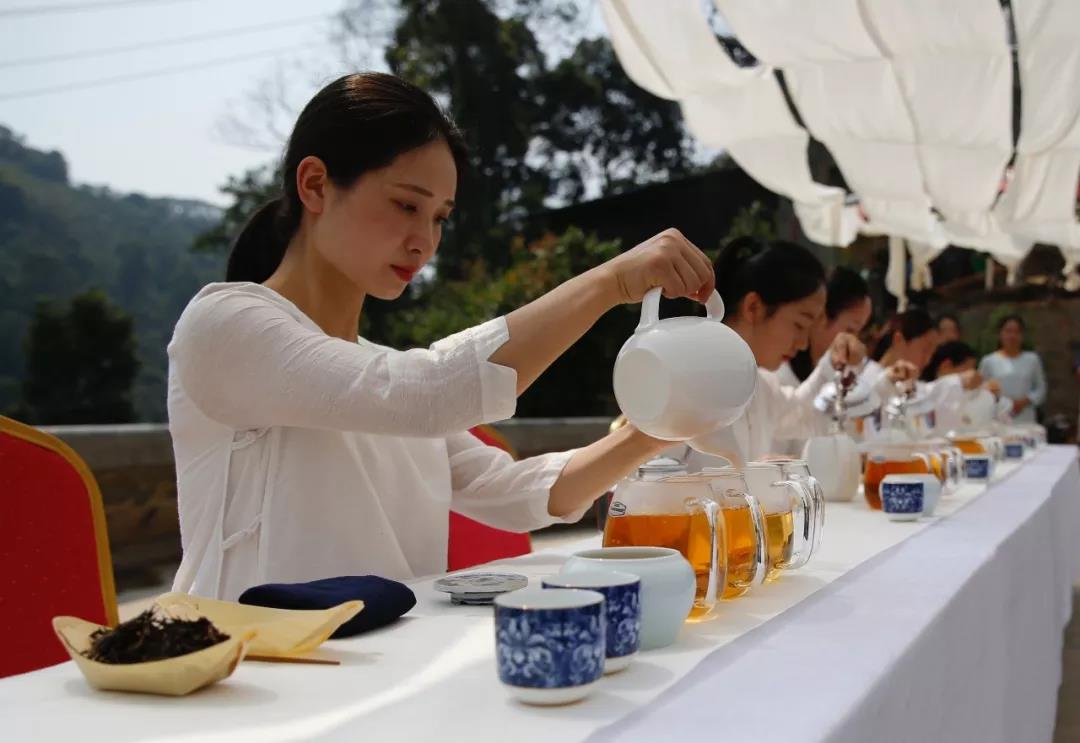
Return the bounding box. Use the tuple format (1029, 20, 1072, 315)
(3, 448, 1078, 742)
(593, 445, 1080, 743)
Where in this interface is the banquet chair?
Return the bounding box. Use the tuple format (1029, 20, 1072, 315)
(447, 425, 532, 570)
(0, 415, 118, 677)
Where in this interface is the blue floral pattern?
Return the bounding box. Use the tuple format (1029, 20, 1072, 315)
(540, 580, 641, 661)
(495, 605, 605, 688)
(1005, 443, 1024, 460)
(599, 583, 641, 658)
(964, 456, 991, 479)
(881, 482, 924, 514)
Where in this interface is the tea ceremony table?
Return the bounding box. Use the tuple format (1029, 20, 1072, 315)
(3, 447, 1078, 743)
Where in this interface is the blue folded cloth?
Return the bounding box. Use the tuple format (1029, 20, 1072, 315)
(238, 575, 416, 638)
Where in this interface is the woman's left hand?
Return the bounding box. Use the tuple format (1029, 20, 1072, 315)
(829, 332, 867, 369)
(1012, 396, 1030, 415)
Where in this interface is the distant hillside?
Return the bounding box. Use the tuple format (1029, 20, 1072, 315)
(0, 125, 224, 421)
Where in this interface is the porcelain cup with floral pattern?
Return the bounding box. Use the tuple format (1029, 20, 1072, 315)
(494, 587, 606, 706)
(542, 570, 640, 673)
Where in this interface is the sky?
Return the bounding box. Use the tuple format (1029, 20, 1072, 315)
(0, 0, 613, 206)
(0, 0, 387, 205)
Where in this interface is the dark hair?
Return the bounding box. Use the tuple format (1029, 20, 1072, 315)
(712, 237, 826, 322)
(871, 307, 935, 361)
(824, 266, 870, 321)
(227, 72, 469, 283)
(937, 313, 961, 331)
(921, 341, 976, 381)
(996, 313, 1025, 349)
(998, 314, 1024, 332)
(789, 266, 870, 381)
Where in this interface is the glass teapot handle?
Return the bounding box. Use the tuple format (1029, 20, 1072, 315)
(684, 495, 723, 613)
(776, 477, 816, 570)
(742, 491, 769, 589)
(637, 287, 725, 332)
(800, 473, 826, 557)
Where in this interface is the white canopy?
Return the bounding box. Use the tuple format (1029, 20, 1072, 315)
(601, 0, 1080, 286)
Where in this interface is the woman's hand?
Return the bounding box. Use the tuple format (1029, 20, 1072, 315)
(1012, 396, 1031, 415)
(595, 229, 715, 305)
(982, 378, 1002, 397)
(886, 360, 920, 385)
(829, 332, 867, 369)
(495, 229, 713, 397)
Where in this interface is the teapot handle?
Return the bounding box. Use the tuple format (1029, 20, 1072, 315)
(637, 287, 726, 331)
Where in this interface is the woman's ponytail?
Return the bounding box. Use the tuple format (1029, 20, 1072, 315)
(226, 197, 295, 283)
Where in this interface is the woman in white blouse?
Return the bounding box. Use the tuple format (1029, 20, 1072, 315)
(168, 73, 718, 600)
(685, 238, 868, 467)
(862, 309, 983, 437)
(978, 315, 1047, 424)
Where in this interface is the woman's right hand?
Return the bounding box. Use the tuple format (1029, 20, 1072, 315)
(595, 228, 715, 305)
(886, 360, 919, 384)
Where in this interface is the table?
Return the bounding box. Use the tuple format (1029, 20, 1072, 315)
(3, 447, 1078, 743)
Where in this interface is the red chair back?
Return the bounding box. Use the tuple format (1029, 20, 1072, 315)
(447, 426, 532, 570)
(0, 416, 118, 677)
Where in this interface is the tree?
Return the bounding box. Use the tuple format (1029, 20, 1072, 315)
(15, 290, 139, 424)
(199, 1, 697, 279)
(385, 0, 552, 278)
(534, 37, 695, 203)
(192, 165, 278, 254)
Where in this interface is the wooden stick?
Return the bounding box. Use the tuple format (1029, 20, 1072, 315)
(245, 654, 340, 666)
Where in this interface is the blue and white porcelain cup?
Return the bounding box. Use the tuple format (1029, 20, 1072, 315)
(963, 453, 993, 481)
(494, 587, 605, 705)
(542, 570, 641, 673)
(560, 546, 695, 650)
(880, 475, 932, 521)
(1004, 439, 1025, 460)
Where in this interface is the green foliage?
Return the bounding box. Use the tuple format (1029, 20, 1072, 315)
(721, 201, 776, 248)
(0, 126, 222, 421)
(15, 290, 139, 424)
(192, 165, 278, 255)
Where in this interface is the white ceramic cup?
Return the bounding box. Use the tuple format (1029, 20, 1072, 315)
(561, 546, 694, 651)
(802, 433, 861, 503)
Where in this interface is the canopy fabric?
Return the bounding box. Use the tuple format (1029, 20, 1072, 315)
(599, 0, 850, 244)
(602, 0, 1079, 277)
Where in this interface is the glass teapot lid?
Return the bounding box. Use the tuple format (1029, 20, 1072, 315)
(635, 457, 687, 480)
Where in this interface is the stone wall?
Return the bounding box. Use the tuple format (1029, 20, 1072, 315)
(43, 418, 615, 590)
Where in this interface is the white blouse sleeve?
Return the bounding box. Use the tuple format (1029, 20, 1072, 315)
(762, 354, 833, 441)
(169, 286, 517, 435)
(446, 432, 588, 532)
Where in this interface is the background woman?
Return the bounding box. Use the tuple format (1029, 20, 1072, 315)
(978, 315, 1046, 424)
(686, 238, 865, 467)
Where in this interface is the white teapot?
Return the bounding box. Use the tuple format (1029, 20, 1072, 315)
(613, 288, 757, 441)
(802, 432, 861, 502)
(961, 388, 997, 428)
